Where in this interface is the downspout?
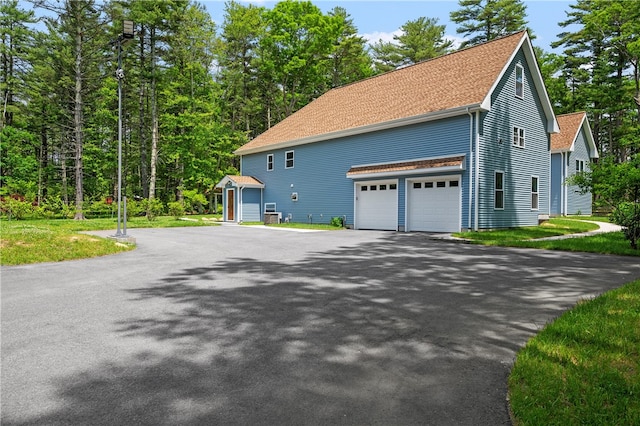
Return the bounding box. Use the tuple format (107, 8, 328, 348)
(564, 152, 568, 216)
(467, 108, 473, 230)
(474, 111, 480, 231)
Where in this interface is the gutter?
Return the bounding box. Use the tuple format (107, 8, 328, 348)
(474, 111, 480, 231)
(467, 107, 473, 230)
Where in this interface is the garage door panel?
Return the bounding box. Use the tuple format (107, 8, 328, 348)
(356, 181, 398, 230)
(408, 178, 460, 232)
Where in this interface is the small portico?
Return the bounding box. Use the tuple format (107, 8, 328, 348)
(215, 175, 264, 222)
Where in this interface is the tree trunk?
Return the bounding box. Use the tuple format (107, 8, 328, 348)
(73, 24, 85, 220)
(148, 26, 158, 210)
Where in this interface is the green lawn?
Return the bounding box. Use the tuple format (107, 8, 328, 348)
(455, 218, 639, 257)
(0, 216, 220, 265)
(509, 279, 640, 425)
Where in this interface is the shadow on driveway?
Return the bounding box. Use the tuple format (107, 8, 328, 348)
(4, 232, 639, 425)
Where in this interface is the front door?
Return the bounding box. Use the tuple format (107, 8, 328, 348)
(226, 189, 235, 221)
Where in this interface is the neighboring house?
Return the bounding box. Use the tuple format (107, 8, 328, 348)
(217, 31, 559, 232)
(550, 112, 599, 216)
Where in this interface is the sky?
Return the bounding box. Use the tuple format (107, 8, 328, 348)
(201, 0, 577, 53)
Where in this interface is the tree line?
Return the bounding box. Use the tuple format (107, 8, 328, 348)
(1, 0, 638, 223)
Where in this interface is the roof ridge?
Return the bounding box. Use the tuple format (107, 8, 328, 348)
(330, 30, 528, 94)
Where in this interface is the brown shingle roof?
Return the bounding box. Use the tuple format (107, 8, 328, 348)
(215, 175, 264, 188)
(237, 31, 528, 155)
(347, 156, 465, 177)
(551, 112, 587, 151)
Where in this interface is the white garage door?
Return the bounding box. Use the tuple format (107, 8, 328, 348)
(407, 178, 461, 232)
(356, 180, 398, 230)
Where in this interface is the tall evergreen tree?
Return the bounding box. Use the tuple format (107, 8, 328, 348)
(371, 17, 452, 73)
(450, 0, 528, 48)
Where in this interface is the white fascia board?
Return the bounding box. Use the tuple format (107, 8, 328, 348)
(580, 116, 599, 159)
(480, 32, 559, 134)
(551, 147, 574, 154)
(347, 165, 465, 180)
(235, 105, 482, 156)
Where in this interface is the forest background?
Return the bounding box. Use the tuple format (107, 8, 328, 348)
(1, 0, 638, 221)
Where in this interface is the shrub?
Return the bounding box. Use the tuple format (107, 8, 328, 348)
(1, 197, 34, 220)
(330, 216, 344, 228)
(611, 202, 640, 249)
(141, 198, 164, 221)
(183, 189, 207, 214)
(85, 199, 116, 218)
(168, 201, 186, 219)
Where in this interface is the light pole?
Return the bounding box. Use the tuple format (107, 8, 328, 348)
(114, 20, 134, 237)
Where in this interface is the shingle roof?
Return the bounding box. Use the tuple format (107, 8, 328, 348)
(215, 175, 264, 188)
(551, 112, 587, 151)
(236, 31, 529, 155)
(347, 156, 465, 177)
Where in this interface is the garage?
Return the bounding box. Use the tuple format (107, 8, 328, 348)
(355, 180, 398, 230)
(407, 177, 461, 232)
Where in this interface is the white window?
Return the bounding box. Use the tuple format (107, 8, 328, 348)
(267, 154, 274, 171)
(576, 160, 585, 173)
(495, 171, 504, 210)
(515, 64, 524, 98)
(285, 150, 294, 169)
(531, 176, 539, 210)
(513, 126, 525, 148)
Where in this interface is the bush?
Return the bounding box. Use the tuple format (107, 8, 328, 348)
(0, 197, 34, 220)
(611, 202, 640, 249)
(183, 189, 207, 214)
(85, 199, 116, 218)
(168, 201, 186, 219)
(330, 216, 344, 228)
(141, 198, 164, 221)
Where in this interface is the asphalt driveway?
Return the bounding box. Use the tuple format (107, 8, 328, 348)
(2, 226, 639, 425)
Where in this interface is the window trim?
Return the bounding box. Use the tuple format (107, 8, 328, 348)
(515, 64, 524, 99)
(512, 126, 525, 148)
(494, 170, 505, 210)
(575, 159, 585, 173)
(285, 150, 294, 169)
(267, 153, 274, 171)
(531, 175, 539, 211)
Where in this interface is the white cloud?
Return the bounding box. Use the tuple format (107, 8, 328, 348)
(361, 30, 402, 45)
(444, 34, 466, 50)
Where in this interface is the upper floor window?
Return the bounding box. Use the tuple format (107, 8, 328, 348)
(515, 64, 524, 99)
(576, 160, 585, 173)
(285, 150, 294, 169)
(267, 154, 274, 171)
(495, 171, 505, 210)
(513, 126, 525, 148)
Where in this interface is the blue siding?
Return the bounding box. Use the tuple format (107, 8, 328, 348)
(566, 128, 593, 215)
(478, 49, 550, 228)
(550, 153, 563, 215)
(241, 188, 262, 222)
(241, 115, 471, 227)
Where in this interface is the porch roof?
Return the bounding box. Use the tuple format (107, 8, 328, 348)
(215, 175, 265, 189)
(346, 155, 465, 179)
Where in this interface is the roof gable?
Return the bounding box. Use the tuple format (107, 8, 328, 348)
(215, 175, 264, 189)
(551, 112, 599, 158)
(237, 31, 557, 155)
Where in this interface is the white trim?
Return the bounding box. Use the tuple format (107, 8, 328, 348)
(515, 64, 524, 99)
(235, 105, 483, 155)
(494, 170, 505, 210)
(347, 165, 464, 180)
(474, 111, 480, 231)
(267, 153, 274, 171)
(512, 126, 525, 148)
(531, 175, 539, 211)
(285, 150, 294, 169)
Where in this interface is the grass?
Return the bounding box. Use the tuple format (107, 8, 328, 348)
(0, 215, 220, 265)
(508, 279, 640, 425)
(455, 218, 639, 257)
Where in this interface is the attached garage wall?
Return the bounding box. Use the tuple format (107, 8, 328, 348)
(355, 180, 398, 230)
(406, 176, 461, 232)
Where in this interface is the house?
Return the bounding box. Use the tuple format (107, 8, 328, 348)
(550, 112, 599, 216)
(217, 31, 559, 232)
